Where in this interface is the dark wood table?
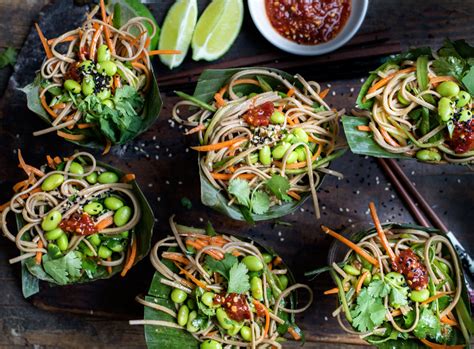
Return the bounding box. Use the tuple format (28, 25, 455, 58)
(0, 0, 473, 348)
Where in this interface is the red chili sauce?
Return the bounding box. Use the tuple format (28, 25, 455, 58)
(449, 119, 474, 154)
(243, 101, 274, 127)
(392, 249, 429, 290)
(214, 293, 251, 321)
(59, 213, 98, 235)
(265, 0, 352, 45)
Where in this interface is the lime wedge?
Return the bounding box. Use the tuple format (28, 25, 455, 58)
(159, 0, 198, 69)
(192, 0, 243, 61)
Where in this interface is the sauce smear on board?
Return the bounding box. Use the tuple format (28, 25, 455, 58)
(265, 0, 352, 45)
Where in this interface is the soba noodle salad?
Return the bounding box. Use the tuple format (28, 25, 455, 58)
(22, 0, 177, 151)
(319, 203, 473, 348)
(344, 40, 474, 164)
(0, 151, 154, 293)
(173, 68, 345, 222)
(130, 216, 313, 348)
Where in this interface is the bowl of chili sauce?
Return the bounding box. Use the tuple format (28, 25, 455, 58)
(248, 0, 368, 56)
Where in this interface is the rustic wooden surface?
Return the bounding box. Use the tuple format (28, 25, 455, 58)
(0, 0, 473, 348)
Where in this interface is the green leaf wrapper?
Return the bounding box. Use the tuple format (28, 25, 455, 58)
(17, 159, 155, 297)
(192, 67, 345, 222)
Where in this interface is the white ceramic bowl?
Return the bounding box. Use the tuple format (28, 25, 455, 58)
(248, 0, 369, 56)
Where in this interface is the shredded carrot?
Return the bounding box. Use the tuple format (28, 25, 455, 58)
(53, 156, 62, 164)
(391, 309, 402, 317)
(380, 127, 400, 147)
(113, 74, 121, 89)
(254, 300, 270, 337)
(13, 180, 30, 193)
(57, 130, 86, 141)
(35, 240, 43, 265)
(357, 125, 371, 132)
(107, 257, 112, 275)
(46, 155, 55, 169)
(40, 94, 58, 119)
(52, 102, 67, 110)
(440, 316, 458, 327)
(419, 338, 465, 349)
(35, 23, 53, 59)
(18, 150, 45, 177)
(147, 49, 182, 56)
(192, 137, 247, 152)
(89, 24, 104, 60)
(99, 0, 115, 54)
(286, 116, 295, 126)
(47, 35, 76, 45)
(176, 263, 208, 289)
(421, 291, 453, 305)
(429, 75, 456, 87)
(185, 124, 206, 135)
(214, 92, 226, 107)
(367, 67, 416, 94)
(102, 138, 111, 155)
(288, 327, 301, 341)
(95, 216, 114, 231)
(273, 256, 282, 267)
(77, 123, 95, 129)
(319, 88, 330, 99)
(356, 271, 370, 294)
(287, 191, 301, 201)
(121, 173, 136, 183)
(0, 201, 11, 213)
(162, 252, 190, 265)
(369, 202, 396, 261)
(287, 88, 295, 97)
(131, 62, 150, 91)
(121, 235, 137, 277)
(324, 287, 340, 295)
(211, 172, 255, 180)
(322, 225, 379, 266)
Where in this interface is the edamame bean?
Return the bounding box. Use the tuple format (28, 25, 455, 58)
(242, 255, 264, 271)
(249, 153, 258, 164)
(270, 110, 285, 124)
(416, 149, 441, 162)
(283, 134, 296, 144)
(81, 243, 95, 257)
(97, 88, 111, 100)
(102, 99, 114, 108)
(108, 239, 125, 252)
(437, 97, 455, 121)
(79, 60, 93, 72)
(455, 91, 471, 108)
(200, 340, 222, 349)
(459, 109, 472, 122)
(87, 234, 101, 246)
(120, 231, 129, 239)
(81, 76, 95, 96)
(201, 292, 215, 307)
(227, 322, 242, 336)
(84, 202, 104, 215)
(171, 288, 188, 304)
(98, 61, 117, 76)
(272, 143, 290, 160)
(278, 274, 289, 290)
(292, 128, 309, 143)
(57, 233, 69, 251)
(409, 288, 430, 302)
(436, 81, 460, 98)
(41, 210, 62, 231)
(177, 305, 189, 327)
(97, 44, 111, 62)
(286, 151, 299, 164)
(372, 273, 381, 281)
(105, 196, 124, 211)
(45, 228, 64, 241)
(250, 276, 263, 300)
(41, 174, 64, 191)
(114, 206, 132, 227)
(385, 272, 405, 286)
(248, 93, 257, 98)
(98, 171, 119, 184)
(259, 146, 272, 166)
(64, 79, 81, 93)
(262, 253, 273, 264)
(186, 311, 198, 333)
(240, 326, 252, 341)
(216, 308, 233, 330)
(86, 172, 98, 184)
(295, 147, 306, 162)
(69, 162, 84, 176)
(343, 264, 361, 276)
(362, 269, 372, 286)
(98, 245, 112, 259)
(397, 90, 410, 106)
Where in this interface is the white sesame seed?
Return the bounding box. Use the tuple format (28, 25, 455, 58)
(385, 187, 389, 191)
(339, 208, 343, 212)
(331, 91, 336, 96)
(199, 217, 204, 222)
(356, 190, 360, 195)
(166, 181, 170, 185)
(148, 183, 153, 187)
(457, 179, 461, 183)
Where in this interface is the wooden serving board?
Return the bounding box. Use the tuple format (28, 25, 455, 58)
(0, 0, 473, 347)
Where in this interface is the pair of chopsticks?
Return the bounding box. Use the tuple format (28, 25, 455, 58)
(377, 158, 474, 303)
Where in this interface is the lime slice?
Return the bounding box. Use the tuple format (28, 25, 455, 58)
(107, 0, 160, 51)
(158, 0, 198, 69)
(192, 0, 243, 61)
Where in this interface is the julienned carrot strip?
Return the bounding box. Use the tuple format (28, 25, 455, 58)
(286, 116, 295, 126)
(391, 309, 402, 317)
(175, 263, 208, 290)
(287, 88, 295, 97)
(367, 67, 416, 94)
(53, 156, 62, 164)
(96, 216, 114, 231)
(429, 75, 456, 87)
(162, 252, 190, 265)
(121, 174, 136, 183)
(35, 23, 53, 59)
(57, 130, 86, 141)
(102, 138, 111, 155)
(322, 225, 379, 266)
(18, 150, 45, 177)
(40, 94, 58, 119)
(121, 236, 137, 277)
(440, 316, 458, 326)
(234, 79, 261, 87)
(356, 271, 370, 294)
(77, 123, 95, 129)
(357, 125, 371, 132)
(89, 25, 104, 60)
(185, 124, 206, 135)
(319, 88, 330, 99)
(380, 128, 400, 147)
(191, 137, 248, 152)
(13, 180, 29, 193)
(131, 62, 150, 91)
(147, 49, 182, 56)
(369, 202, 397, 261)
(288, 327, 301, 341)
(47, 35, 76, 45)
(287, 191, 301, 201)
(99, 0, 115, 54)
(419, 338, 465, 349)
(421, 291, 453, 305)
(273, 256, 282, 267)
(35, 240, 43, 265)
(214, 93, 226, 107)
(113, 75, 121, 89)
(107, 257, 112, 275)
(253, 300, 270, 337)
(324, 287, 339, 295)
(211, 173, 255, 180)
(46, 155, 55, 169)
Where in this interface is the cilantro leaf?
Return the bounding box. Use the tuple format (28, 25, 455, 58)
(461, 66, 474, 96)
(0, 47, 17, 68)
(351, 289, 387, 332)
(389, 287, 409, 309)
(432, 56, 464, 80)
(251, 190, 270, 214)
(82, 258, 97, 279)
(367, 280, 391, 298)
(414, 307, 441, 339)
(43, 252, 82, 285)
(266, 175, 291, 202)
(205, 253, 238, 280)
(228, 178, 251, 207)
(205, 221, 217, 237)
(227, 262, 250, 294)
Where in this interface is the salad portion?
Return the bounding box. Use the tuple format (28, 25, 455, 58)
(343, 40, 474, 164)
(317, 202, 473, 348)
(0, 151, 154, 296)
(130, 217, 313, 348)
(173, 68, 345, 222)
(23, 0, 177, 151)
